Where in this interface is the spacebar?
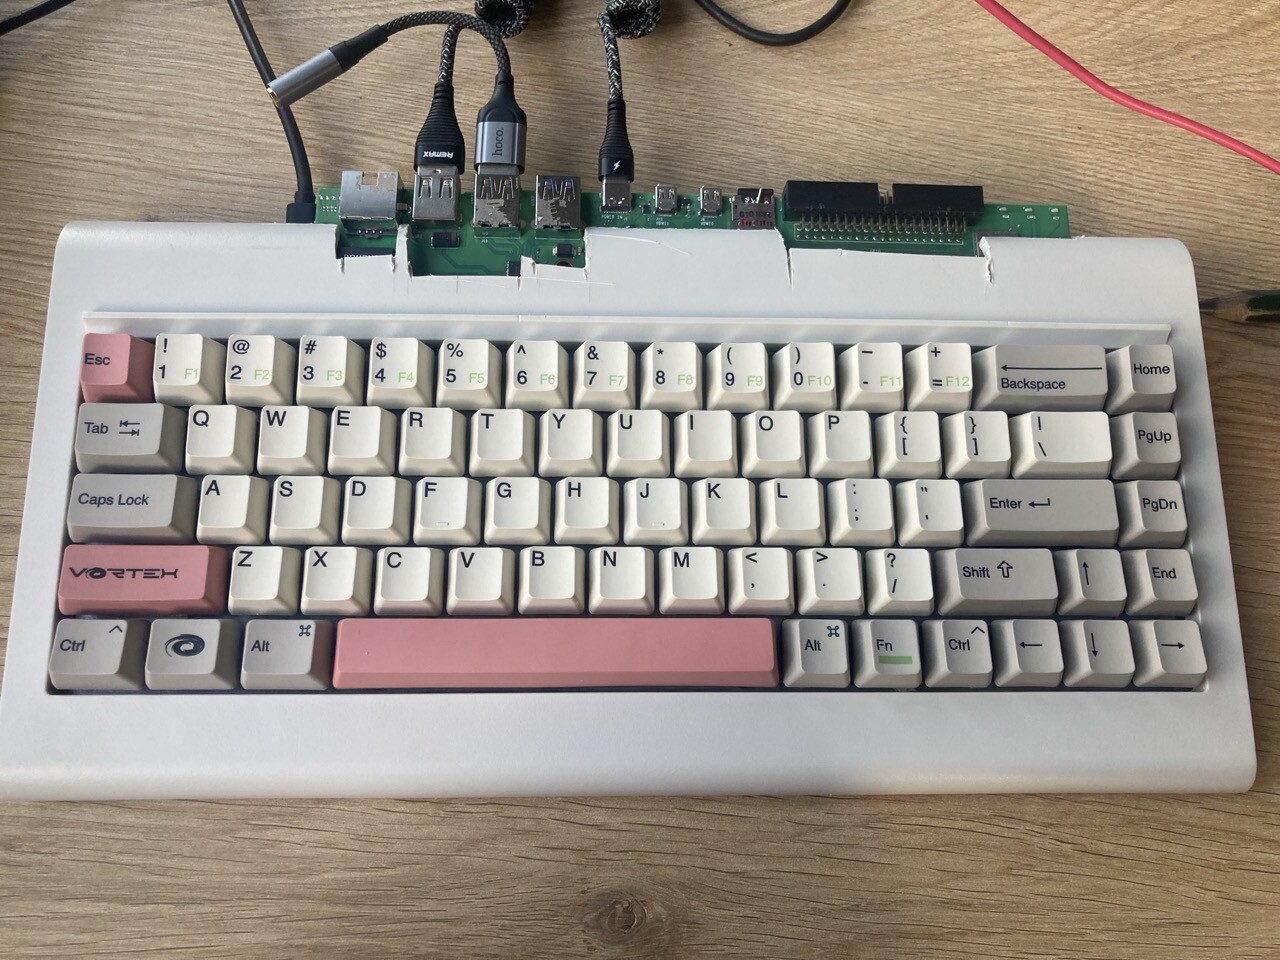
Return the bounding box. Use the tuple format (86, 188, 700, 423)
(332, 618, 780, 689)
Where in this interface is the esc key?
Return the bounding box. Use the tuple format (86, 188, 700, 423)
(80, 333, 154, 403)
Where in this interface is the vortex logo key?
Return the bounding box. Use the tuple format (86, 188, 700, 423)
(164, 634, 205, 657)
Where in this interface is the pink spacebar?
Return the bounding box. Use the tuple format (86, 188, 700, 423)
(333, 618, 779, 689)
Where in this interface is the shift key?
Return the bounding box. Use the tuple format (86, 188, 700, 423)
(964, 480, 1119, 547)
(58, 544, 228, 615)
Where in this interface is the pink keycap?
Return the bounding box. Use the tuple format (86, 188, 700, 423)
(79, 334, 155, 402)
(333, 618, 779, 689)
(58, 545, 228, 616)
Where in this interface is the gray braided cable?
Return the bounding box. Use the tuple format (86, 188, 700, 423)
(383, 10, 512, 75)
(438, 25, 460, 84)
(598, 0, 659, 101)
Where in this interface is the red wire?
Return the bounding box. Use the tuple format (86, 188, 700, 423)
(972, 0, 1280, 178)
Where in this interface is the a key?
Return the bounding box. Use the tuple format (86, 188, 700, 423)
(895, 479, 963, 547)
(922, 619, 993, 688)
(674, 410, 737, 478)
(934, 547, 1058, 616)
(1010, 411, 1112, 478)
(1117, 480, 1187, 547)
(436, 338, 500, 409)
(905, 342, 973, 412)
(875, 411, 942, 479)
(540, 410, 603, 477)
(1110, 413, 1181, 480)
(1060, 620, 1135, 688)
(690, 477, 756, 545)
(658, 546, 724, 614)
(225, 335, 296, 406)
(826, 478, 895, 547)
(270, 476, 341, 545)
(57, 544, 228, 616)
(343, 476, 412, 545)
(328, 405, 397, 476)
(726, 547, 793, 614)
(197, 475, 269, 544)
(485, 477, 551, 545)
(75, 402, 185, 473)
(574, 341, 634, 410)
(865, 548, 934, 615)
(554, 477, 619, 544)
(296, 336, 365, 407)
(706, 342, 769, 411)
(973, 344, 1108, 412)
(145, 618, 240, 690)
(257, 406, 327, 475)
(413, 477, 482, 545)
(1053, 548, 1126, 615)
(1123, 549, 1197, 615)
(367, 338, 433, 409)
(1131, 620, 1206, 689)
(374, 546, 446, 614)
(773, 342, 837, 411)
(399, 408, 466, 476)
(780, 619, 850, 688)
(796, 547, 864, 615)
(741, 410, 806, 478)
(48, 618, 149, 691)
(302, 546, 373, 615)
(851, 619, 921, 689)
(79, 333, 154, 403)
(1106, 344, 1176, 414)
(519, 546, 585, 614)
(991, 619, 1064, 687)
(942, 411, 1011, 479)
(469, 409, 535, 477)
(185, 405, 256, 474)
(623, 478, 688, 546)
(607, 410, 670, 477)
(838, 343, 903, 412)
(507, 340, 569, 410)
(152, 334, 225, 406)
(759, 478, 825, 546)
(228, 545, 301, 615)
(807, 411, 873, 478)
(241, 619, 335, 690)
(332, 617, 778, 689)
(66, 473, 197, 544)
(588, 546, 654, 614)
(641, 341, 702, 411)
(963, 479, 1119, 547)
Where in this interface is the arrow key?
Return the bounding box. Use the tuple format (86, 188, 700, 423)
(992, 619, 1064, 687)
(1131, 620, 1206, 689)
(1061, 620, 1135, 688)
(1053, 548, 1126, 615)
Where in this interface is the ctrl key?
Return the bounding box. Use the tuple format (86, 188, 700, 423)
(49, 619, 148, 691)
(145, 619, 240, 690)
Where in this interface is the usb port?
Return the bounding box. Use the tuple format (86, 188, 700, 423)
(412, 165, 460, 221)
(534, 175, 582, 230)
(473, 164, 521, 228)
(601, 176, 632, 212)
(337, 170, 401, 223)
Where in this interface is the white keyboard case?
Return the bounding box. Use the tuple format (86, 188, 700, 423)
(0, 222, 1256, 798)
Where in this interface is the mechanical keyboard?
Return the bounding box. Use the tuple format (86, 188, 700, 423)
(0, 220, 1256, 797)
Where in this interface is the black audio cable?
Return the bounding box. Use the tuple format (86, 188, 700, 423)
(225, 0, 316, 223)
(0, 0, 76, 36)
(692, 0, 853, 46)
(596, 0, 659, 212)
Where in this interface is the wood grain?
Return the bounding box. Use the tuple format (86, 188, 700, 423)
(2, 1, 1279, 957)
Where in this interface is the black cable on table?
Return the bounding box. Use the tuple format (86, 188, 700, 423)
(692, 0, 853, 46)
(0, 0, 77, 37)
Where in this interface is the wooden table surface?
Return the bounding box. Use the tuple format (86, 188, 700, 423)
(2, 1, 1279, 956)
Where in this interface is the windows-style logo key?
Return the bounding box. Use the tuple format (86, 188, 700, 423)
(164, 634, 205, 658)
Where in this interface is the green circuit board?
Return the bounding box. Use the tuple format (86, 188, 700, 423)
(315, 186, 1069, 277)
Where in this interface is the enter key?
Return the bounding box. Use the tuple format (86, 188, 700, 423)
(935, 548, 1058, 615)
